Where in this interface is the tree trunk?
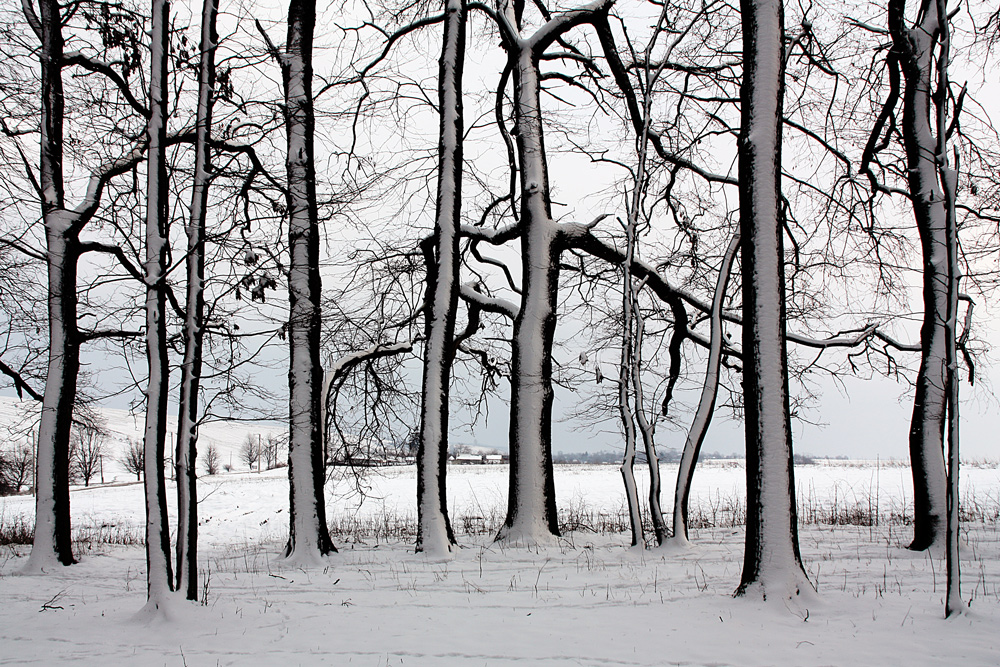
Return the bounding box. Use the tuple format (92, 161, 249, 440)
(672, 234, 739, 544)
(889, 0, 950, 554)
(734, 0, 811, 602)
(283, 0, 336, 562)
(175, 0, 219, 601)
(497, 41, 561, 545)
(23, 0, 78, 572)
(416, 0, 465, 556)
(619, 199, 645, 548)
(142, 0, 175, 608)
(617, 354, 644, 548)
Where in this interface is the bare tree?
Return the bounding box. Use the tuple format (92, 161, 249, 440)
(733, 0, 811, 602)
(203, 443, 221, 475)
(415, 0, 466, 556)
(280, 0, 336, 561)
(477, 0, 616, 546)
(120, 439, 145, 482)
(140, 0, 176, 608)
(0, 442, 35, 494)
(18, 0, 152, 571)
(70, 424, 106, 487)
(672, 234, 740, 543)
(240, 434, 262, 471)
(174, 0, 221, 603)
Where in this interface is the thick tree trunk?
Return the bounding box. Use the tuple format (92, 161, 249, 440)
(28, 232, 79, 570)
(142, 0, 175, 608)
(889, 0, 950, 553)
(283, 0, 335, 562)
(416, 0, 465, 556)
(497, 43, 561, 545)
(175, 0, 219, 601)
(734, 0, 811, 601)
(672, 233, 739, 544)
(22, 0, 79, 572)
(486, 0, 613, 545)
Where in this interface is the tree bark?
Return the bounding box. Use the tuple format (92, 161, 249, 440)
(23, 0, 78, 571)
(497, 37, 561, 545)
(175, 0, 219, 601)
(734, 0, 811, 601)
(672, 233, 739, 544)
(142, 0, 175, 607)
(888, 0, 950, 554)
(471, 0, 612, 545)
(416, 0, 465, 556)
(283, 0, 336, 561)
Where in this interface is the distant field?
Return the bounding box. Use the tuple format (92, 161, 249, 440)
(2, 461, 998, 549)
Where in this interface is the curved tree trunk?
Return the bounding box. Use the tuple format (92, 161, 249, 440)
(416, 0, 466, 556)
(889, 0, 950, 554)
(734, 0, 811, 602)
(175, 0, 219, 600)
(283, 0, 336, 562)
(672, 233, 739, 544)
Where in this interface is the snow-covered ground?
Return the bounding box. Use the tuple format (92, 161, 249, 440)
(2, 460, 999, 666)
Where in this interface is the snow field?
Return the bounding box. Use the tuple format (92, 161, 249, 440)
(1, 462, 999, 665)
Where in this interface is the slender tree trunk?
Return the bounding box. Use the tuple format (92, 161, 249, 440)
(142, 0, 175, 607)
(734, 0, 811, 601)
(416, 0, 465, 556)
(931, 0, 962, 616)
(283, 0, 335, 561)
(618, 349, 644, 548)
(672, 234, 739, 544)
(889, 0, 950, 554)
(619, 201, 645, 548)
(175, 0, 219, 601)
(497, 42, 561, 545)
(22, 0, 79, 572)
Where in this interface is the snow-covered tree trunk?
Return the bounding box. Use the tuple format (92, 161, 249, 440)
(142, 0, 175, 608)
(671, 233, 739, 544)
(282, 0, 335, 561)
(415, 0, 465, 556)
(22, 0, 79, 571)
(175, 0, 219, 601)
(928, 0, 963, 616)
(497, 36, 561, 545)
(29, 230, 79, 571)
(944, 173, 962, 617)
(618, 322, 644, 547)
(488, 0, 613, 545)
(889, 0, 950, 554)
(619, 160, 648, 549)
(734, 0, 811, 601)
